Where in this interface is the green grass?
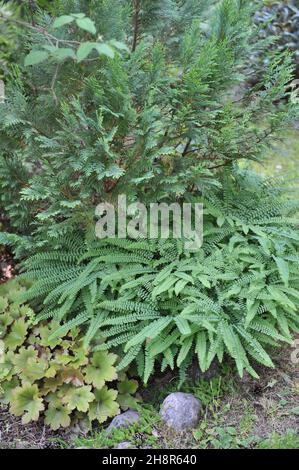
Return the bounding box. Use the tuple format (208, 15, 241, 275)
(73, 405, 160, 449)
(257, 431, 299, 449)
(252, 128, 299, 199)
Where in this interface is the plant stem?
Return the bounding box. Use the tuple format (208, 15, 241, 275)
(132, 0, 140, 53)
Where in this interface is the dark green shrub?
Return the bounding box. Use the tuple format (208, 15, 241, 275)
(0, 0, 297, 254)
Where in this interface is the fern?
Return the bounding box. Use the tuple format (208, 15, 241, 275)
(18, 169, 299, 382)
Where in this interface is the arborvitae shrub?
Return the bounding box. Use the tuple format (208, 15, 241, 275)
(0, 0, 297, 253)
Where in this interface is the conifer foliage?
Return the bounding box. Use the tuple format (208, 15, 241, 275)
(0, 0, 297, 252)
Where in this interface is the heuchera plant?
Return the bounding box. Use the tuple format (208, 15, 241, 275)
(0, 279, 139, 430)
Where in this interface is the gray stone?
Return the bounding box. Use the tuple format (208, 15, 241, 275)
(114, 441, 135, 449)
(160, 392, 201, 431)
(293, 120, 299, 131)
(106, 410, 140, 434)
(15, 440, 37, 449)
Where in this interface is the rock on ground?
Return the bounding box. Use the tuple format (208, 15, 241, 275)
(114, 441, 135, 449)
(160, 392, 201, 431)
(106, 410, 140, 434)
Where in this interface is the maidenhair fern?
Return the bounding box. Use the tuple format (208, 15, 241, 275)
(20, 169, 299, 383)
